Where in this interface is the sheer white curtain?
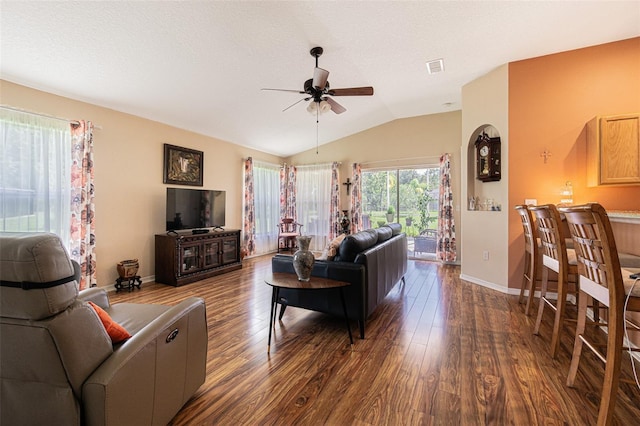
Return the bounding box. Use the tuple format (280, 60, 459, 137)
(252, 161, 280, 254)
(295, 163, 332, 252)
(0, 108, 72, 246)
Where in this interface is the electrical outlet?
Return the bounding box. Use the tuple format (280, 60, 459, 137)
(483, 250, 489, 261)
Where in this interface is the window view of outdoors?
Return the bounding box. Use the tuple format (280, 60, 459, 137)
(361, 168, 439, 259)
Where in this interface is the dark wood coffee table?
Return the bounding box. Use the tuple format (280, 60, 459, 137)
(265, 272, 353, 352)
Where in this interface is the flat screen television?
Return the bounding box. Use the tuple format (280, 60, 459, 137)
(166, 188, 226, 231)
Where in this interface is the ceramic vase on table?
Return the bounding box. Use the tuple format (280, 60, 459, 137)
(293, 235, 314, 282)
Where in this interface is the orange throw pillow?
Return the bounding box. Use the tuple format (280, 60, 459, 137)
(88, 301, 132, 343)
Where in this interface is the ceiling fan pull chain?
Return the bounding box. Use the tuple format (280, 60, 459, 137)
(316, 108, 319, 154)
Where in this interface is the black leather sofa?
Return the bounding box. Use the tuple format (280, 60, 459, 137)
(271, 223, 408, 338)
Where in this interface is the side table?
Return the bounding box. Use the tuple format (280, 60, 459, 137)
(265, 272, 353, 352)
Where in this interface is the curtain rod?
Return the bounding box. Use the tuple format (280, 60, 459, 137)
(243, 158, 284, 169)
(292, 161, 341, 169)
(253, 159, 281, 168)
(360, 155, 441, 166)
(0, 105, 103, 130)
(246, 158, 342, 168)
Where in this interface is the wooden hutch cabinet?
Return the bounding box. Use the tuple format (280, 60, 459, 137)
(155, 229, 241, 286)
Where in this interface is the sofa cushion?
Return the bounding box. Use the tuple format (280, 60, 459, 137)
(327, 233, 347, 260)
(384, 223, 402, 236)
(88, 301, 132, 344)
(376, 227, 393, 244)
(318, 233, 347, 261)
(336, 229, 378, 262)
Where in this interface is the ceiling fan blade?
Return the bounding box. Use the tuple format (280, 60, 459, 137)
(313, 67, 329, 90)
(261, 88, 306, 94)
(325, 97, 346, 114)
(327, 86, 374, 96)
(282, 97, 310, 112)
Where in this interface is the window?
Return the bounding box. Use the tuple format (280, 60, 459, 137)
(0, 109, 72, 246)
(295, 164, 332, 252)
(252, 161, 280, 254)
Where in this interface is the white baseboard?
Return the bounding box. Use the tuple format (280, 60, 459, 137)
(460, 274, 559, 300)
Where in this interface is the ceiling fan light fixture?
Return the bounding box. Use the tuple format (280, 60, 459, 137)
(307, 100, 332, 115)
(307, 102, 318, 114)
(319, 100, 332, 113)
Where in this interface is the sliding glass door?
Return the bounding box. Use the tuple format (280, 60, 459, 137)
(362, 167, 439, 259)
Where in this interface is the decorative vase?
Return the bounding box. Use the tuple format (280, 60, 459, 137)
(292, 235, 314, 282)
(340, 210, 351, 234)
(117, 259, 139, 279)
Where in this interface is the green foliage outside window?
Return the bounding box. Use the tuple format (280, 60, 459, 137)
(361, 168, 439, 237)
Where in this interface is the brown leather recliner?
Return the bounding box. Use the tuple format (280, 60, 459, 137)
(0, 233, 208, 425)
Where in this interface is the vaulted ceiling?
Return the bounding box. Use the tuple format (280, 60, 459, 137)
(2, 1, 638, 156)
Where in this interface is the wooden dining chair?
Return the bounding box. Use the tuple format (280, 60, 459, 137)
(277, 218, 303, 253)
(515, 205, 541, 315)
(560, 203, 640, 426)
(529, 204, 579, 358)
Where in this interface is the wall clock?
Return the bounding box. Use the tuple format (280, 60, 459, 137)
(475, 133, 501, 182)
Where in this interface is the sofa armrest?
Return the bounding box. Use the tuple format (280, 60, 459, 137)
(357, 234, 407, 311)
(78, 288, 110, 309)
(82, 297, 207, 426)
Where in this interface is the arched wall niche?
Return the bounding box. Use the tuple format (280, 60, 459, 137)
(466, 124, 502, 211)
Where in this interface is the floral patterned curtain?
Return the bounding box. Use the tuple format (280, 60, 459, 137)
(279, 165, 287, 219)
(286, 165, 297, 219)
(279, 164, 297, 220)
(69, 120, 96, 289)
(329, 162, 340, 239)
(243, 157, 255, 255)
(350, 163, 362, 233)
(436, 153, 456, 262)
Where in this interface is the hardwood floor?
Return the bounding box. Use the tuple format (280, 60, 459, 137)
(110, 256, 640, 425)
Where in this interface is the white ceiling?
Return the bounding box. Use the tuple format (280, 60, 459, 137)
(1, 1, 639, 157)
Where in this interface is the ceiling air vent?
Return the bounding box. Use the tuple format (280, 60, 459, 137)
(426, 58, 444, 74)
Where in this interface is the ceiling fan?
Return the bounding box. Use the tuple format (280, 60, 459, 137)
(262, 46, 374, 115)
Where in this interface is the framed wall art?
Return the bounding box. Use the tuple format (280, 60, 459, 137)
(163, 144, 204, 186)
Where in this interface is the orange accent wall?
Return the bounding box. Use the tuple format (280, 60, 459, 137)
(508, 37, 640, 289)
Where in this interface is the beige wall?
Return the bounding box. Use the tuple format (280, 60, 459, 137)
(1, 80, 283, 287)
(2, 80, 462, 287)
(7, 38, 632, 292)
(460, 65, 510, 290)
(288, 111, 463, 263)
